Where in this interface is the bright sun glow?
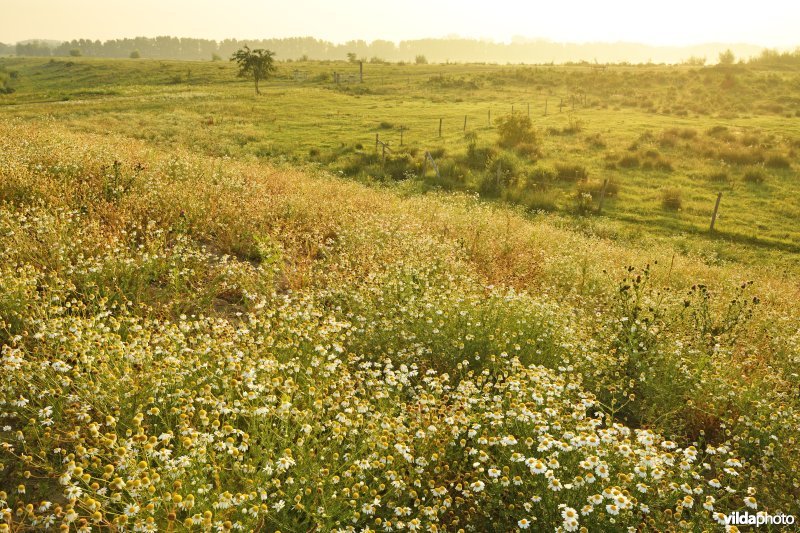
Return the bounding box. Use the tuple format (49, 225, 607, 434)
(2, 0, 799, 47)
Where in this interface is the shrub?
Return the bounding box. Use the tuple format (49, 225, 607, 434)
(661, 188, 683, 210)
(485, 152, 520, 181)
(415, 55, 428, 65)
(129, 50, 141, 59)
(555, 163, 588, 181)
(496, 113, 537, 148)
(383, 153, 416, 180)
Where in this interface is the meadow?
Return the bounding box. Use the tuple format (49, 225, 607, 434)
(0, 56, 799, 531)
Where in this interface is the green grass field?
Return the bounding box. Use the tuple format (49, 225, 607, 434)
(1, 56, 799, 531)
(2, 56, 799, 272)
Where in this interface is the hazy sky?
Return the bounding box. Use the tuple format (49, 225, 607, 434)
(2, 0, 799, 47)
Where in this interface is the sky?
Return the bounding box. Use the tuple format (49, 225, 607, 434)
(2, 0, 799, 48)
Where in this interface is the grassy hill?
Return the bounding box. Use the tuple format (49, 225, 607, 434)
(0, 58, 799, 531)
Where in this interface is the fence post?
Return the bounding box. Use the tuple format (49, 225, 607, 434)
(598, 178, 609, 213)
(375, 133, 379, 151)
(439, 118, 442, 138)
(400, 127, 404, 146)
(488, 109, 491, 126)
(710, 192, 723, 232)
(464, 115, 467, 132)
(426, 151, 440, 179)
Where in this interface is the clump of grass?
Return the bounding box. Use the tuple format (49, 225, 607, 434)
(618, 155, 640, 168)
(742, 167, 767, 184)
(706, 170, 730, 183)
(509, 188, 559, 212)
(584, 133, 606, 148)
(706, 125, 735, 142)
(661, 187, 683, 210)
(765, 154, 791, 169)
(515, 142, 541, 160)
(718, 147, 764, 165)
(378, 121, 394, 129)
(525, 165, 557, 185)
(555, 162, 588, 181)
(576, 178, 620, 199)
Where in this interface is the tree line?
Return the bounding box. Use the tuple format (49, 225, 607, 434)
(1, 36, 797, 65)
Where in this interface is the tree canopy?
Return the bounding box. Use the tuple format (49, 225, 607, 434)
(230, 46, 276, 95)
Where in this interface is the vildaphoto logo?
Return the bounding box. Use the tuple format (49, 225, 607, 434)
(724, 511, 796, 527)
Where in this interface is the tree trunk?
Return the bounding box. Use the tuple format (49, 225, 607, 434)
(254, 75, 260, 95)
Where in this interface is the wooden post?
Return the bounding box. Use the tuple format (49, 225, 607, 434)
(375, 133, 379, 151)
(426, 151, 440, 179)
(710, 192, 723, 232)
(488, 109, 491, 126)
(382, 143, 386, 167)
(464, 115, 467, 132)
(598, 178, 609, 213)
(559, 98, 563, 112)
(439, 118, 442, 138)
(359, 61, 363, 83)
(400, 127, 404, 146)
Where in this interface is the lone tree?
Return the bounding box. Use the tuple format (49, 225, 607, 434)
(718, 49, 735, 66)
(230, 46, 276, 95)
